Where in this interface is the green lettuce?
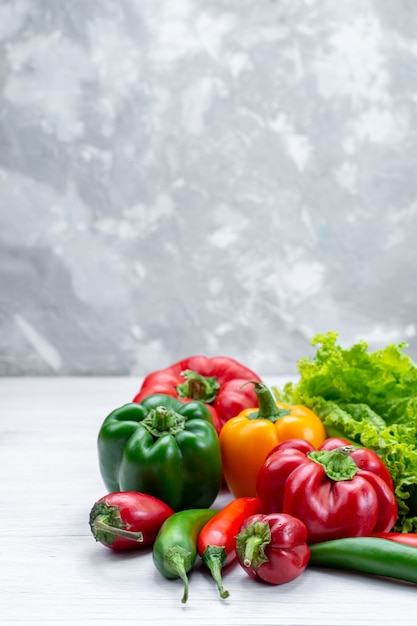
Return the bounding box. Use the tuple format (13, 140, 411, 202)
(273, 331, 417, 532)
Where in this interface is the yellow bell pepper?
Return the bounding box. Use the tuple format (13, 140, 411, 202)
(219, 382, 326, 497)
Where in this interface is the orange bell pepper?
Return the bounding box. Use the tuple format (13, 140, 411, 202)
(218, 382, 326, 497)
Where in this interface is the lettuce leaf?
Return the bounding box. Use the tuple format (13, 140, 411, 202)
(273, 331, 417, 532)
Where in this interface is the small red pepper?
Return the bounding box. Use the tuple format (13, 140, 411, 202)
(89, 491, 174, 551)
(132, 355, 262, 433)
(197, 496, 261, 599)
(257, 438, 398, 544)
(235, 513, 310, 584)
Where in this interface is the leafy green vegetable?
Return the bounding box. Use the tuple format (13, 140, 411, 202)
(273, 331, 417, 532)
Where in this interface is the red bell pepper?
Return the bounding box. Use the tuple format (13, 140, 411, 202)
(132, 355, 262, 433)
(256, 438, 398, 544)
(235, 513, 310, 584)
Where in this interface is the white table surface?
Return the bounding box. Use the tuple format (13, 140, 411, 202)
(1, 375, 416, 626)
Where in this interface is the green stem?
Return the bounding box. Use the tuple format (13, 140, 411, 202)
(93, 520, 143, 543)
(141, 406, 185, 437)
(89, 501, 143, 546)
(163, 546, 192, 604)
(151, 406, 176, 431)
(202, 546, 230, 599)
(241, 381, 290, 422)
(235, 520, 271, 569)
(177, 370, 220, 403)
(243, 536, 264, 567)
(308, 446, 359, 481)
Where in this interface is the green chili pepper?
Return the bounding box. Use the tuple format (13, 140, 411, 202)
(309, 536, 417, 584)
(97, 394, 222, 511)
(153, 508, 218, 603)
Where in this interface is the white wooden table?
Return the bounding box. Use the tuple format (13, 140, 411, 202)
(1, 376, 416, 625)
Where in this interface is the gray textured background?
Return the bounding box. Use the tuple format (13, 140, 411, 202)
(1, 0, 417, 377)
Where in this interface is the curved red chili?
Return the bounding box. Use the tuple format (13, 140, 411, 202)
(197, 497, 261, 598)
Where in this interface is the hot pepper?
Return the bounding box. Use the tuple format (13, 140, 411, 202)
(152, 508, 218, 604)
(197, 496, 261, 599)
(89, 491, 174, 551)
(219, 382, 326, 497)
(235, 513, 310, 584)
(309, 536, 417, 584)
(132, 355, 262, 433)
(257, 438, 398, 544)
(97, 394, 222, 512)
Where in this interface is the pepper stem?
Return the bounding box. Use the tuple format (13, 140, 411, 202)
(241, 381, 290, 422)
(163, 546, 192, 604)
(177, 370, 220, 403)
(235, 520, 271, 570)
(93, 520, 143, 543)
(141, 406, 186, 437)
(308, 446, 359, 481)
(89, 501, 143, 546)
(202, 545, 230, 599)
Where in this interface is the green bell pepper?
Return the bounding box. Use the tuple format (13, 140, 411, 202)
(97, 394, 222, 511)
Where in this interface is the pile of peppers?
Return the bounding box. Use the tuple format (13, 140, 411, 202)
(91, 354, 417, 603)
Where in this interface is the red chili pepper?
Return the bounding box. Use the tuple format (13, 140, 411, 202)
(235, 513, 310, 584)
(89, 491, 174, 551)
(257, 438, 398, 544)
(197, 496, 261, 599)
(371, 532, 417, 547)
(132, 355, 262, 433)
